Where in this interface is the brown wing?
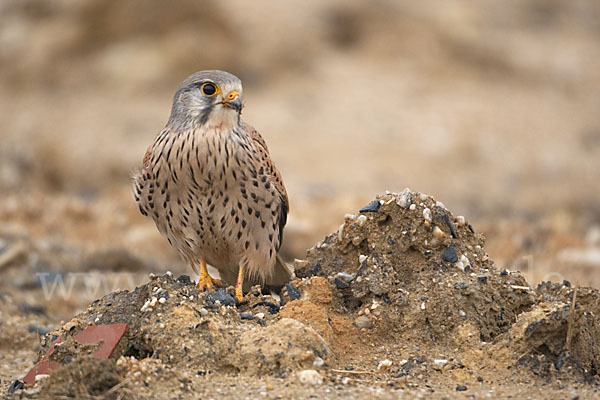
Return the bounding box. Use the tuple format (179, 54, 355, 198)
(243, 122, 289, 250)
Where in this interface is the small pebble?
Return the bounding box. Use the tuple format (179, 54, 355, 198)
(336, 272, 354, 283)
(240, 313, 254, 320)
(359, 254, 367, 263)
(208, 289, 235, 307)
(456, 385, 468, 391)
(286, 284, 301, 300)
(423, 208, 432, 222)
(354, 316, 373, 329)
(313, 357, 325, 367)
(359, 201, 380, 213)
(433, 359, 448, 366)
(409, 204, 417, 211)
(377, 359, 393, 370)
(334, 278, 349, 290)
(477, 376, 483, 382)
(255, 312, 265, 320)
(454, 282, 468, 290)
(433, 226, 445, 239)
(477, 276, 488, 283)
(396, 188, 412, 208)
(199, 308, 209, 316)
(500, 270, 509, 276)
(7, 380, 24, 393)
(442, 245, 459, 263)
(297, 369, 323, 385)
(356, 215, 367, 226)
(158, 297, 166, 304)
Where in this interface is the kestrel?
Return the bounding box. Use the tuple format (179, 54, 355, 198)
(133, 70, 291, 302)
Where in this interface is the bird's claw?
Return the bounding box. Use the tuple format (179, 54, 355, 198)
(196, 274, 223, 291)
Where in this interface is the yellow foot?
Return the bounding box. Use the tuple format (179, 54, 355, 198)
(196, 274, 223, 291)
(235, 287, 244, 303)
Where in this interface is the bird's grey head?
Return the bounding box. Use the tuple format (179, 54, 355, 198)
(167, 70, 244, 130)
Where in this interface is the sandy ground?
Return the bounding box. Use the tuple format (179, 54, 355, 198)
(1, 1, 600, 398)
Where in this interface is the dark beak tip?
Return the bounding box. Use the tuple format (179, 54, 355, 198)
(225, 98, 243, 112)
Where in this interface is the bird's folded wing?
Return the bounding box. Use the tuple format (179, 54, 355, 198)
(243, 122, 289, 252)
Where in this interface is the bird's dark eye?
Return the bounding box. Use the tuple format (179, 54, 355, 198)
(201, 82, 218, 97)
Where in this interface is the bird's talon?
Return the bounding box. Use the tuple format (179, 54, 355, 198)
(196, 275, 223, 291)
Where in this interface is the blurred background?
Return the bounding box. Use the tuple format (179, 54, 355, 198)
(1, 0, 600, 326)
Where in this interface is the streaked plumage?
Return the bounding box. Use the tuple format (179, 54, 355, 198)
(133, 70, 291, 300)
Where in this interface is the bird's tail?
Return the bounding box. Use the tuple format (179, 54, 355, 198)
(269, 254, 295, 287)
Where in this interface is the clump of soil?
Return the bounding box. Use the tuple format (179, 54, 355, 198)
(38, 358, 127, 399)
(17, 190, 600, 398)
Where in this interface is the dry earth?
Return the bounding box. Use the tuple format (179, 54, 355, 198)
(1, 191, 599, 399)
(1, 0, 600, 398)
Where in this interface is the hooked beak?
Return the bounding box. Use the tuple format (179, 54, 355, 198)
(222, 90, 242, 112)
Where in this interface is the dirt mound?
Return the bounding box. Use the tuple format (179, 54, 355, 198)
(14, 190, 600, 398)
(295, 189, 536, 344)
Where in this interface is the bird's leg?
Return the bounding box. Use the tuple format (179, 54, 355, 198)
(196, 260, 222, 291)
(235, 264, 246, 303)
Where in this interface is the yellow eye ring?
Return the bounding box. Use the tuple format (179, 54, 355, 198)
(200, 82, 220, 97)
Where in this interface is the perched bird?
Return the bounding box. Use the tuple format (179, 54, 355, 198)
(133, 70, 291, 301)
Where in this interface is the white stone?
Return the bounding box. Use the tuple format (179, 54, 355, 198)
(337, 224, 345, 241)
(396, 188, 412, 208)
(298, 369, 323, 385)
(377, 359, 393, 370)
(433, 226, 445, 239)
(35, 374, 50, 382)
(409, 204, 417, 211)
(359, 254, 367, 263)
(423, 208, 432, 222)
